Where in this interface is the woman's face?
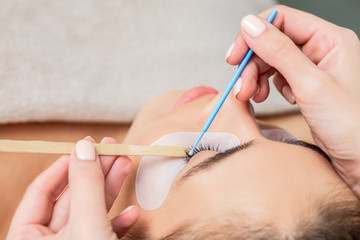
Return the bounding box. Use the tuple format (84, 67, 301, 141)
(121, 87, 354, 237)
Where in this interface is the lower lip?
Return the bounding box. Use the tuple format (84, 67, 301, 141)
(172, 86, 218, 110)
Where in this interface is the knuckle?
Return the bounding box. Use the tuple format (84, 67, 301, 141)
(273, 4, 288, 11)
(342, 28, 358, 40)
(303, 72, 328, 96)
(242, 61, 259, 83)
(25, 182, 36, 195)
(71, 167, 103, 183)
(269, 34, 294, 60)
(308, 77, 324, 93)
(26, 179, 58, 202)
(26, 177, 42, 194)
(337, 27, 359, 47)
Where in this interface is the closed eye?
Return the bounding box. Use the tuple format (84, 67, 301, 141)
(186, 138, 330, 164)
(177, 138, 330, 186)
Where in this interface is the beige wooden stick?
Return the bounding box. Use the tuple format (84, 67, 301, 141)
(0, 140, 189, 157)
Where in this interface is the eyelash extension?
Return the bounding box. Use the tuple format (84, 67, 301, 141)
(185, 143, 220, 162)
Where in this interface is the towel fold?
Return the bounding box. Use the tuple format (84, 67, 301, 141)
(0, 0, 296, 124)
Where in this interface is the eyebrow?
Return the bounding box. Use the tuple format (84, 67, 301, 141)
(177, 139, 330, 185)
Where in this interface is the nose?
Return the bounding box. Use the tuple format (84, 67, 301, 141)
(198, 89, 261, 141)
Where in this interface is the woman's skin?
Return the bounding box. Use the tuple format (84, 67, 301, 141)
(113, 88, 356, 237)
(6, 5, 360, 240)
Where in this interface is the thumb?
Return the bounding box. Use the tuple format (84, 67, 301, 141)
(68, 139, 108, 227)
(239, 14, 322, 92)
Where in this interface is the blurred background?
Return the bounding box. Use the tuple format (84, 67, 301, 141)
(278, 0, 360, 36)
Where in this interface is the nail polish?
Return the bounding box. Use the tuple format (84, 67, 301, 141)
(100, 137, 110, 144)
(233, 77, 243, 98)
(226, 42, 235, 61)
(76, 140, 95, 161)
(241, 15, 266, 38)
(120, 205, 136, 215)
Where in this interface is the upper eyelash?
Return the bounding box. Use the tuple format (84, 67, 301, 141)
(184, 137, 296, 162)
(184, 137, 295, 163)
(185, 143, 220, 162)
(183, 137, 330, 167)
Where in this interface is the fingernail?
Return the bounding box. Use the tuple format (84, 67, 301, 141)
(282, 85, 296, 104)
(100, 137, 110, 144)
(233, 77, 243, 98)
(84, 136, 94, 142)
(120, 205, 136, 215)
(241, 15, 266, 38)
(76, 140, 96, 161)
(225, 42, 234, 62)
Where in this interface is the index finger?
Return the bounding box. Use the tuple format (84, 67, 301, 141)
(227, 5, 339, 65)
(259, 5, 337, 45)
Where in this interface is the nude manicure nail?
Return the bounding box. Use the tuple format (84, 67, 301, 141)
(84, 136, 93, 141)
(282, 85, 296, 104)
(233, 77, 243, 98)
(226, 42, 235, 61)
(76, 140, 96, 161)
(120, 205, 136, 215)
(100, 137, 110, 144)
(241, 15, 266, 38)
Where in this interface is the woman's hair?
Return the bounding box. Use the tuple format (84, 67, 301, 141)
(123, 188, 360, 240)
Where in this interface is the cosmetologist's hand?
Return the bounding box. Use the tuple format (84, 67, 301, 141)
(6, 136, 139, 240)
(226, 5, 360, 196)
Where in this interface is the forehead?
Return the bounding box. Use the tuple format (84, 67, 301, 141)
(146, 140, 348, 235)
(165, 140, 340, 212)
(179, 139, 336, 187)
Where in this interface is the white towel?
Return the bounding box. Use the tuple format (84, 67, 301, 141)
(0, 0, 297, 124)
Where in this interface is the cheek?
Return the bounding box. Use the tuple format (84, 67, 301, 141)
(135, 132, 240, 210)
